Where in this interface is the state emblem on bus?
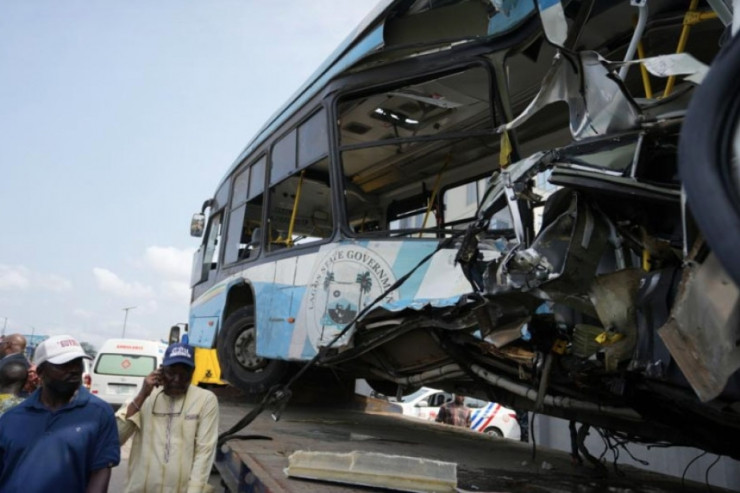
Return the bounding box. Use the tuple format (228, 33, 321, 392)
(299, 244, 399, 351)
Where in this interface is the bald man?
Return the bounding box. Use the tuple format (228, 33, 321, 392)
(0, 334, 30, 374)
(0, 361, 28, 416)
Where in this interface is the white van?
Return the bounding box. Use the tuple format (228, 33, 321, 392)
(89, 339, 167, 406)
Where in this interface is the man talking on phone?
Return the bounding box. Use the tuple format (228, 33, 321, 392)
(117, 343, 219, 493)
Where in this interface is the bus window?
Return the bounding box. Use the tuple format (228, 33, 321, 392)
(298, 108, 328, 167)
(266, 109, 332, 251)
(191, 211, 223, 286)
(442, 177, 488, 229)
(267, 158, 332, 251)
(271, 129, 297, 185)
(204, 213, 222, 270)
(338, 66, 494, 238)
(224, 156, 266, 263)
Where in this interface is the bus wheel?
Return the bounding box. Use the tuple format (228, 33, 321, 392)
(218, 307, 288, 394)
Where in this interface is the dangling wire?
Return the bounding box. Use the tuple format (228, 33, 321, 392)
(682, 451, 707, 491)
(704, 454, 721, 492)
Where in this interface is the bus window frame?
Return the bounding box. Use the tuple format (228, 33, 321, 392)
(332, 60, 499, 239)
(264, 106, 334, 255)
(191, 208, 224, 287)
(224, 154, 268, 265)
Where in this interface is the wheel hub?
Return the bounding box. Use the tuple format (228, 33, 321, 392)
(234, 326, 267, 371)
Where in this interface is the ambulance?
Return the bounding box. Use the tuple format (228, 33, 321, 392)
(89, 338, 167, 406)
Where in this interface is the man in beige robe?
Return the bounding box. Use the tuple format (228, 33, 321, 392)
(117, 343, 219, 493)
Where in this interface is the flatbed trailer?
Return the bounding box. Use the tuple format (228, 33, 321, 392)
(214, 396, 725, 493)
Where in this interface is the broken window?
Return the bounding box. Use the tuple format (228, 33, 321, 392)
(338, 66, 496, 238)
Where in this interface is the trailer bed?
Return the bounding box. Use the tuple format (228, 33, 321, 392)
(215, 396, 723, 493)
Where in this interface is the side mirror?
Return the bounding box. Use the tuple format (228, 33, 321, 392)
(415, 400, 429, 408)
(191, 213, 205, 237)
(168, 325, 181, 345)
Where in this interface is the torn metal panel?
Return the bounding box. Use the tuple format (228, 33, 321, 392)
(380, 295, 470, 312)
(536, 0, 568, 47)
(501, 51, 641, 140)
(489, 193, 610, 317)
(659, 254, 740, 402)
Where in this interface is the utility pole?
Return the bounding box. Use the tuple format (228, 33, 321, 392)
(1, 317, 6, 337)
(122, 306, 137, 338)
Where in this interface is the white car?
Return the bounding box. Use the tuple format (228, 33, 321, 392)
(393, 387, 520, 439)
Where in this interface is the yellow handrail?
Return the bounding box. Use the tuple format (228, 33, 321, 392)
(285, 170, 305, 247)
(663, 0, 719, 98)
(637, 40, 653, 99)
(419, 155, 451, 237)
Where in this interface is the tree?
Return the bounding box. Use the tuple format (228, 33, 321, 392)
(356, 271, 372, 310)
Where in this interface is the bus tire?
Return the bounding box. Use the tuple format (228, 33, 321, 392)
(679, 31, 740, 286)
(218, 306, 288, 394)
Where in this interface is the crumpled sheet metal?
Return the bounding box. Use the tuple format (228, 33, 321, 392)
(490, 193, 609, 317)
(380, 295, 467, 312)
(659, 254, 740, 402)
(501, 51, 641, 140)
(536, 0, 568, 46)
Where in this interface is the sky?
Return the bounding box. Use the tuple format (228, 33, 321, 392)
(0, 0, 380, 350)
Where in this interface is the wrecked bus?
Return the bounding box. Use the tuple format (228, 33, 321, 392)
(187, 0, 740, 459)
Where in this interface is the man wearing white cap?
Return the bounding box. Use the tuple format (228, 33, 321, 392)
(0, 334, 120, 492)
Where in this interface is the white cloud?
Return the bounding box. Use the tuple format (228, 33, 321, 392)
(160, 280, 191, 301)
(144, 246, 193, 280)
(0, 265, 73, 292)
(73, 308, 94, 319)
(138, 299, 160, 314)
(92, 268, 154, 298)
(37, 273, 72, 292)
(0, 265, 31, 290)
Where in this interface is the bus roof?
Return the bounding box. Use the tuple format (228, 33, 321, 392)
(217, 0, 539, 189)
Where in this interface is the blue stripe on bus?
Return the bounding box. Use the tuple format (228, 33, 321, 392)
(392, 241, 436, 300)
(301, 336, 317, 358)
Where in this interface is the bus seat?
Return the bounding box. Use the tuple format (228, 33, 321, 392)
(251, 227, 262, 245)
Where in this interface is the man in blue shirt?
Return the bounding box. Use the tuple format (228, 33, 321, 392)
(0, 334, 120, 492)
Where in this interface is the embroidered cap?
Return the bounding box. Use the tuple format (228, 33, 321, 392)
(34, 334, 92, 366)
(162, 343, 195, 368)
